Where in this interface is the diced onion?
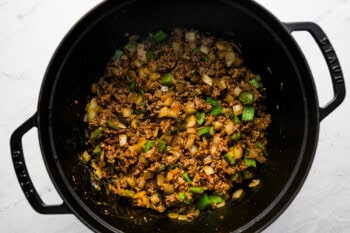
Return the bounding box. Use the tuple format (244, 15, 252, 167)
(138, 177, 146, 189)
(185, 31, 196, 42)
(212, 121, 224, 131)
(225, 51, 235, 67)
(215, 41, 227, 51)
(81, 151, 91, 163)
(203, 155, 212, 165)
(143, 170, 154, 180)
(150, 194, 160, 205)
(121, 108, 132, 118)
(184, 101, 197, 114)
(215, 200, 226, 208)
(212, 135, 221, 144)
(168, 213, 179, 219)
(232, 86, 242, 96)
(119, 134, 127, 146)
(203, 166, 214, 175)
(161, 85, 169, 92)
(186, 115, 197, 128)
(199, 45, 209, 55)
(150, 72, 161, 80)
(190, 145, 198, 155)
(217, 78, 227, 90)
(232, 189, 244, 199)
(177, 215, 188, 221)
(224, 120, 235, 135)
(232, 146, 243, 159)
(163, 184, 175, 194)
(185, 134, 196, 149)
(202, 74, 213, 86)
(232, 104, 243, 116)
(172, 42, 181, 51)
(249, 179, 260, 188)
(210, 145, 217, 156)
(157, 174, 165, 186)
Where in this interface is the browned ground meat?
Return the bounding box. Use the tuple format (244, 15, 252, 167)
(81, 29, 271, 221)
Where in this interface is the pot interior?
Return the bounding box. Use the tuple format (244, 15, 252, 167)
(47, 0, 314, 232)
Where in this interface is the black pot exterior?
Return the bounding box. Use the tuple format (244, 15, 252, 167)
(10, 0, 345, 232)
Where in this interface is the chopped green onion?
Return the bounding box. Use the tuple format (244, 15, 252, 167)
(249, 79, 260, 88)
(160, 73, 174, 86)
(114, 49, 123, 64)
(244, 158, 256, 168)
(125, 42, 138, 53)
(91, 127, 104, 139)
(210, 106, 222, 116)
(93, 145, 101, 155)
(196, 193, 211, 210)
(144, 140, 154, 152)
(209, 195, 224, 204)
(153, 30, 168, 43)
(183, 172, 191, 182)
(242, 107, 255, 122)
(233, 115, 241, 124)
(120, 189, 135, 198)
(224, 152, 235, 165)
(157, 140, 167, 153)
(193, 47, 200, 54)
(146, 50, 155, 62)
(178, 192, 192, 204)
(129, 81, 136, 92)
(231, 131, 241, 141)
(107, 121, 119, 130)
(196, 112, 206, 126)
(189, 187, 204, 194)
(198, 126, 212, 137)
(205, 96, 219, 106)
(239, 92, 254, 105)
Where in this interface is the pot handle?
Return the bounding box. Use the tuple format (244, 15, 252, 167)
(10, 113, 71, 214)
(285, 22, 346, 121)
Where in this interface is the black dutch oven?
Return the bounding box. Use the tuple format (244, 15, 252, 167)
(10, 0, 346, 232)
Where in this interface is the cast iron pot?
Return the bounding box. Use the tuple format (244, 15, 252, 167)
(10, 0, 346, 232)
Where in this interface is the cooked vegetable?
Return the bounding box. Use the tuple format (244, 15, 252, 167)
(244, 158, 256, 168)
(249, 78, 261, 88)
(206, 96, 219, 106)
(242, 107, 255, 122)
(114, 49, 123, 63)
(153, 30, 168, 43)
(231, 131, 241, 141)
(210, 106, 222, 116)
(189, 187, 204, 194)
(196, 112, 206, 126)
(91, 127, 104, 139)
(196, 193, 211, 210)
(144, 140, 154, 152)
(239, 92, 254, 105)
(224, 152, 235, 165)
(198, 126, 212, 137)
(183, 172, 192, 183)
(157, 140, 167, 153)
(83, 29, 271, 220)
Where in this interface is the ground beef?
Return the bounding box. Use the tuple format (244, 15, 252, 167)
(81, 29, 271, 220)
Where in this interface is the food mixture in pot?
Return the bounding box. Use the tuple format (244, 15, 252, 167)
(81, 29, 271, 220)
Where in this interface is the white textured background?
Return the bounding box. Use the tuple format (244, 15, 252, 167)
(1, 0, 349, 232)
